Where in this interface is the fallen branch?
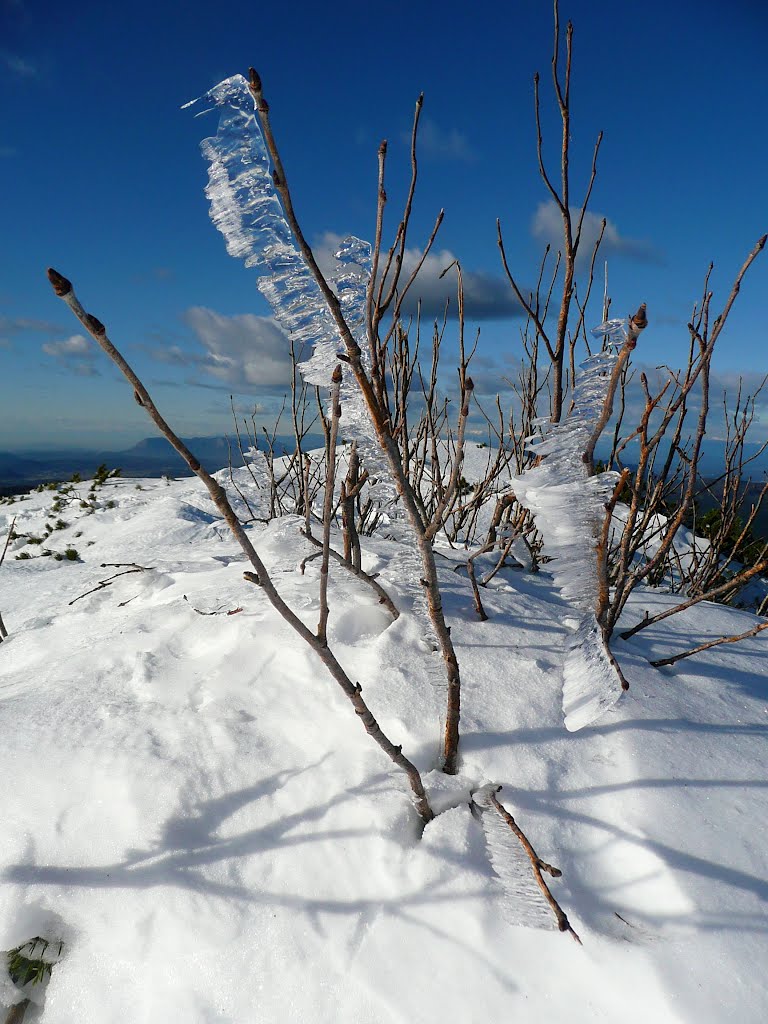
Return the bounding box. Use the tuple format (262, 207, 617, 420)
(302, 531, 400, 620)
(0, 516, 16, 640)
(183, 595, 244, 617)
(0, 516, 16, 567)
(69, 567, 149, 606)
(620, 554, 768, 640)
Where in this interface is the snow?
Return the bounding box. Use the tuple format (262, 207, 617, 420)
(1, 468, 767, 1022)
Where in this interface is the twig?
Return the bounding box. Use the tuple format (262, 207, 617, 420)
(69, 567, 148, 606)
(48, 267, 433, 824)
(247, 71, 464, 775)
(620, 554, 768, 640)
(318, 365, 342, 645)
(466, 557, 488, 621)
(183, 595, 244, 616)
(486, 787, 581, 944)
(302, 531, 400, 620)
(0, 516, 15, 643)
(100, 562, 151, 569)
(650, 620, 768, 668)
(0, 516, 16, 567)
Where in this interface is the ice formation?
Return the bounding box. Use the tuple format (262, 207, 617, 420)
(512, 320, 628, 731)
(186, 76, 444, 698)
(472, 785, 558, 929)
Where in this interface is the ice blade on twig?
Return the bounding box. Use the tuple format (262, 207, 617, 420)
(472, 785, 581, 942)
(512, 319, 630, 730)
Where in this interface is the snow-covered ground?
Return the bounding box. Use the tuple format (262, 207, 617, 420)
(1, 468, 766, 1022)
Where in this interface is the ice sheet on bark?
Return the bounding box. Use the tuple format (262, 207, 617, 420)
(512, 319, 628, 731)
(472, 785, 558, 929)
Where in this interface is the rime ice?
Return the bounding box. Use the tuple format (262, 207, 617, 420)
(512, 319, 628, 730)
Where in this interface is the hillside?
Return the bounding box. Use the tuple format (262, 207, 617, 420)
(0, 468, 766, 1022)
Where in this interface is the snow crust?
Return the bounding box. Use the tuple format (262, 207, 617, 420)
(2, 471, 767, 1021)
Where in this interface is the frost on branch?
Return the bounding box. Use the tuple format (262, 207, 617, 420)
(186, 76, 444, 697)
(512, 320, 628, 731)
(184, 75, 344, 387)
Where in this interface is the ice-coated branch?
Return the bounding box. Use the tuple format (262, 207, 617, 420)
(187, 71, 465, 773)
(471, 785, 581, 942)
(512, 309, 645, 730)
(184, 75, 360, 388)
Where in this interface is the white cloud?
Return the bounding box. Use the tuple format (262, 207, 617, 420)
(401, 117, 476, 163)
(42, 333, 100, 377)
(182, 307, 294, 388)
(42, 334, 91, 358)
(313, 232, 522, 321)
(0, 315, 66, 336)
(532, 201, 663, 264)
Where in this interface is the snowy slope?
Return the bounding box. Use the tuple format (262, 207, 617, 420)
(1, 471, 766, 1022)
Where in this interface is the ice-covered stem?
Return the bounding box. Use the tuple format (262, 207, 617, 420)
(317, 364, 342, 646)
(247, 71, 464, 773)
(583, 304, 647, 474)
(472, 785, 581, 943)
(512, 310, 646, 728)
(46, 267, 434, 824)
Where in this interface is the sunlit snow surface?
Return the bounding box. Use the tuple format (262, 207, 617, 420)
(513, 320, 626, 731)
(1, 463, 767, 1021)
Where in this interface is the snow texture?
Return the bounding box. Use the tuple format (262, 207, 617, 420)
(512, 319, 627, 731)
(2, 468, 768, 1022)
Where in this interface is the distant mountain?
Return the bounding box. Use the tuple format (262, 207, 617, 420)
(0, 434, 323, 496)
(0, 451, 48, 480)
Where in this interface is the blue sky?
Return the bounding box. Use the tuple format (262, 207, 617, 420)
(1, 0, 766, 450)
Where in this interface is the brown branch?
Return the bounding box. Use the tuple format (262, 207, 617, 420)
(302, 531, 399, 621)
(4, 999, 31, 1024)
(246, 72, 464, 775)
(621, 554, 768, 640)
(485, 787, 581, 944)
(650, 620, 768, 668)
(183, 595, 244, 617)
(466, 557, 488, 622)
(317, 365, 342, 646)
(0, 516, 16, 568)
(47, 267, 434, 824)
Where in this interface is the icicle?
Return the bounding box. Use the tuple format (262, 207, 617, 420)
(512, 320, 628, 731)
